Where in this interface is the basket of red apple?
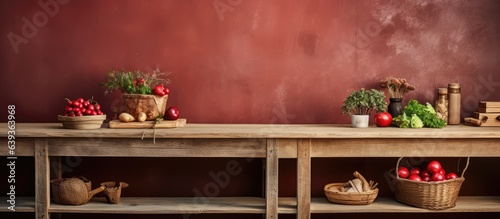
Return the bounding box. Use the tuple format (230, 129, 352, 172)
(389, 157, 469, 210)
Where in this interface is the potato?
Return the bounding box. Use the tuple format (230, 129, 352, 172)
(137, 112, 147, 122)
(119, 113, 135, 122)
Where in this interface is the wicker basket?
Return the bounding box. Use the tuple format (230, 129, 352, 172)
(122, 94, 168, 121)
(324, 171, 378, 205)
(390, 157, 470, 210)
(324, 183, 378, 205)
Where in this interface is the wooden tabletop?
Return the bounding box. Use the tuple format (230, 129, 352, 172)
(2, 123, 499, 139)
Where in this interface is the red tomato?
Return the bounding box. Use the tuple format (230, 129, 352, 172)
(72, 101, 81, 108)
(446, 172, 458, 180)
(408, 174, 422, 181)
(163, 87, 170, 95)
(431, 172, 445, 181)
(409, 167, 421, 176)
(397, 166, 409, 179)
(374, 112, 393, 127)
(426, 160, 442, 174)
(438, 168, 446, 176)
(82, 101, 90, 107)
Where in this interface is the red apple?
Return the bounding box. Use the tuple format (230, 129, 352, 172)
(431, 172, 445, 181)
(408, 174, 422, 181)
(165, 106, 179, 120)
(426, 160, 442, 174)
(397, 166, 409, 179)
(422, 176, 431, 182)
(409, 167, 421, 176)
(421, 170, 431, 178)
(446, 172, 459, 180)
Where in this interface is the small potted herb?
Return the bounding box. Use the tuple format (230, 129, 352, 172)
(341, 88, 387, 128)
(102, 68, 170, 121)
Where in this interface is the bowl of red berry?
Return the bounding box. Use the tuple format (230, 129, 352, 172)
(58, 97, 106, 129)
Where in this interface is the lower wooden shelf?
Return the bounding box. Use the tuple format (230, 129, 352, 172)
(311, 196, 500, 213)
(49, 197, 297, 214)
(3, 196, 500, 215)
(0, 197, 35, 212)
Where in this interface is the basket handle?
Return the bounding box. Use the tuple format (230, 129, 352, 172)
(395, 157, 404, 179)
(396, 157, 470, 178)
(458, 157, 470, 178)
(353, 171, 370, 192)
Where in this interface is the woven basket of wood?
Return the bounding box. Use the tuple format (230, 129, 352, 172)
(324, 171, 378, 205)
(390, 157, 469, 210)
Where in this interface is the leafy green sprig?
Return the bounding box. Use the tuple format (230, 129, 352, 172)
(102, 68, 170, 95)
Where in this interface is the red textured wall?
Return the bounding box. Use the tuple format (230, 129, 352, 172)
(1, 1, 500, 219)
(2, 0, 499, 123)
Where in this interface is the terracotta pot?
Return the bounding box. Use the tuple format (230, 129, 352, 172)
(101, 181, 129, 204)
(122, 94, 168, 121)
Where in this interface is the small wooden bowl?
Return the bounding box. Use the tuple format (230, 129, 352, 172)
(58, 115, 106, 129)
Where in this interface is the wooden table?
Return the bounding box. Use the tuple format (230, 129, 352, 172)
(1, 123, 500, 219)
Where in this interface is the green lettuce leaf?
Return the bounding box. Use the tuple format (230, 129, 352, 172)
(393, 100, 447, 128)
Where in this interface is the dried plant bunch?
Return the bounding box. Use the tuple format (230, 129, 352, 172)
(102, 68, 170, 95)
(379, 77, 415, 98)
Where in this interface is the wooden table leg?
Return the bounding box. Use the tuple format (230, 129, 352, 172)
(297, 139, 311, 219)
(266, 139, 278, 219)
(35, 138, 50, 219)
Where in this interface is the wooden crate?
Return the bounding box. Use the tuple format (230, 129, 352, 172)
(478, 101, 500, 108)
(474, 112, 500, 127)
(477, 107, 500, 113)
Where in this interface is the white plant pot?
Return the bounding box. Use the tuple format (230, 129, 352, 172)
(351, 115, 369, 128)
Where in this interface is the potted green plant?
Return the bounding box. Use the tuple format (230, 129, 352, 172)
(341, 88, 387, 128)
(102, 68, 170, 121)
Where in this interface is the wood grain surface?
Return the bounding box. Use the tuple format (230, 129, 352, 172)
(108, 119, 187, 129)
(1, 123, 499, 139)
